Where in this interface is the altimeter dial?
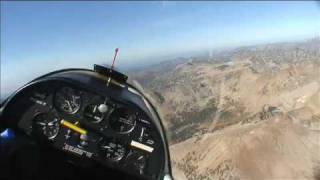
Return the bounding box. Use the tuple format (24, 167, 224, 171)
(99, 138, 126, 162)
(33, 112, 60, 139)
(54, 87, 81, 114)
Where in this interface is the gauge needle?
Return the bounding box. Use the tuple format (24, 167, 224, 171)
(93, 106, 97, 113)
(47, 122, 55, 126)
(72, 96, 80, 107)
(65, 100, 73, 112)
(72, 96, 77, 103)
(36, 122, 46, 126)
(47, 119, 58, 126)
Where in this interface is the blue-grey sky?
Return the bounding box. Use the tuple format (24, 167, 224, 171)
(1, 1, 320, 98)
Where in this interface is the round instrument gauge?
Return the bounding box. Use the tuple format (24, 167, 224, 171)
(108, 107, 137, 134)
(124, 151, 147, 175)
(33, 112, 60, 139)
(84, 104, 108, 123)
(99, 138, 126, 162)
(54, 87, 81, 114)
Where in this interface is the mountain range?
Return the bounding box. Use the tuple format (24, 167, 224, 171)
(131, 38, 320, 180)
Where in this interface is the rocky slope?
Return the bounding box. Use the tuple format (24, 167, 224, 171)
(132, 38, 320, 179)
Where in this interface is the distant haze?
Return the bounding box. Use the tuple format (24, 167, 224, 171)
(1, 1, 320, 99)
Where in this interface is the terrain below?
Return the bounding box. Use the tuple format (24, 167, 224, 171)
(132, 38, 320, 180)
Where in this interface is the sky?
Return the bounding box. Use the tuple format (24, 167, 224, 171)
(1, 1, 320, 99)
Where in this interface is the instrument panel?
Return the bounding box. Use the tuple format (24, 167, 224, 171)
(14, 81, 161, 179)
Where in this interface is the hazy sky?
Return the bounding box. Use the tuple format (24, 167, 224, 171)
(1, 1, 320, 98)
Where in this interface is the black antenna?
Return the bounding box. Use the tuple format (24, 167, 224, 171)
(111, 48, 119, 69)
(94, 48, 128, 87)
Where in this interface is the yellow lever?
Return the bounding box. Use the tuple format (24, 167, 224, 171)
(61, 120, 87, 135)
